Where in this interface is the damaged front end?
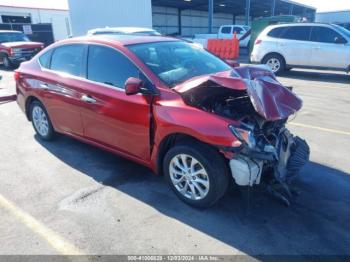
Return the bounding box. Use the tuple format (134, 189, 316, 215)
(175, 65, 310, 205)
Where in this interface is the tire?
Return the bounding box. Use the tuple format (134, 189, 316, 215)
(263, 53, 285, 75)
(30, 100, 56, 141)
(3, 55, 13, 69)
(163, 141, 230, 208)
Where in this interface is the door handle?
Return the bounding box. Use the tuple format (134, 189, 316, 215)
(314, 46, 321, 50)
(39, 83, 48, 90)
(81, 94, 96, 103)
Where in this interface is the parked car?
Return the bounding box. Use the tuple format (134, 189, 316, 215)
(192, 25, 251, 48)
(87, 27, 161, 36)
(251, 23, 350, 74)
(218, 24, 251, 47)
(0, 30, 44, 69)
(15, 35, 309, 207)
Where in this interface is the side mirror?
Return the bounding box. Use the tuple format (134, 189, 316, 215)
(225, 59, 240, 68)
(335, 36, 347, 44)
(125, 77, 143, 95)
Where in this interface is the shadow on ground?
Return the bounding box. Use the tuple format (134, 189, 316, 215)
(280, 70, 350, 85)
(36, 135, 350, 255)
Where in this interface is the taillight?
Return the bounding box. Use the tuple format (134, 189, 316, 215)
(255, 39, 262, 45)
(14, 71, 21, 81)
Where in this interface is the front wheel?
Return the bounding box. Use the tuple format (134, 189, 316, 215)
(163, 141, 230, 208)
(263, 54, 285, 75)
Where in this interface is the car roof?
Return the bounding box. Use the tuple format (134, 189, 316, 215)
(0, 30, 22, 33)
(266, 23, 337, 30)
(59, 34, 180, 47)
(88, 27, 158, 34)
(221, 25, 248, 28)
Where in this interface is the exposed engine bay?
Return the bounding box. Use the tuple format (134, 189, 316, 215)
(175, 65, 310, 205)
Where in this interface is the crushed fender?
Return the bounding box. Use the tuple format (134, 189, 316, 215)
(174, 65, 309, 205)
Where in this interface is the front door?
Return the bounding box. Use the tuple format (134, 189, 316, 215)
(80, 44, 152, 160)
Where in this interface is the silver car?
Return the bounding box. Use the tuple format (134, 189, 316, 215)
(251, 23, 350, 74)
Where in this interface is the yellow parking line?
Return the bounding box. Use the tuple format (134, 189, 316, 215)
(0, 194, 84, 255)
(289, 122, 350, 136)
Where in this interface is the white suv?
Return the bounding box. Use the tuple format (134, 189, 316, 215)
(251, 23, 350, 74)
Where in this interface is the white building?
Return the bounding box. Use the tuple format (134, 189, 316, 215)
(68, 0, 152, 36)
(0, 1, 71, 41)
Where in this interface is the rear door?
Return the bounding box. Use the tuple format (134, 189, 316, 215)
(37, 44, 86, 136)
(79, 44, 152, 160)
(232, 26, 245, 39)
(276, 26, 313, 66)
(309, 26, 349, 69)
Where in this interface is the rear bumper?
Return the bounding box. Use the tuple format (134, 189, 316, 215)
(250, 52, 262, 63)
(16, 83, 26, 115)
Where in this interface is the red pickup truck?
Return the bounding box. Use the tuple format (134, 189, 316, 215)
(0, 30, 43, 69)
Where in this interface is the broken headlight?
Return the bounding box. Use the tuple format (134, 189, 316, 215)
(228, 124, 256, 149)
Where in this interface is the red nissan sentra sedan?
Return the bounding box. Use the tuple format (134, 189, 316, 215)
(15, 35, 309, 207)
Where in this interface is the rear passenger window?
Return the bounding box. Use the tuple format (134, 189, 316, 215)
(311, 27, 342, 43)
(50, 45, 85, 77)
(221, 27, 232, 34)
(267, 27, 287, 38)
(39, 49, 52, 69)
(232, 27, 243, 34)
(87, 45, 139, 88)
(281, 26, 311, 41)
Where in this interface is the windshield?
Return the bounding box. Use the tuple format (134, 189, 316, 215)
(0, 32, 29, 43)
(333, 25, 350, 39)
(127, 41, 231, 87)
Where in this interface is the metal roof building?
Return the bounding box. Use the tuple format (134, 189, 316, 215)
(68, 0, 316, 36)
(152, 0, 316, 35)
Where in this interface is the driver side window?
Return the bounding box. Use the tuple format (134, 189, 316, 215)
(87, 45, 140, 89)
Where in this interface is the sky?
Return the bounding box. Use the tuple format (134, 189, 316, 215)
(0, 0, 349, 12)
(292, 0, 350, 12)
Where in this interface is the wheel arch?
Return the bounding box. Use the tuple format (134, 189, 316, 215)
(0, 51, 9, 58)
(262, 52, 286, 65)
(156, 132, 229, 176)
(25, 95, 42, 121)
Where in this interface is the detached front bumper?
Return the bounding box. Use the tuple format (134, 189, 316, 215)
(227, 129, 310, 187)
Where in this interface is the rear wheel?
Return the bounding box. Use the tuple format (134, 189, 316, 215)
(30, 100, 56, 141)
(163, 141, 230, 208)
(263, 54, 285, 75)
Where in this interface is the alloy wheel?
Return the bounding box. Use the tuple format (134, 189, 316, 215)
(169, 154, 210, 200)
(32, 105, 49, 137)
(266, 58, 281, 73)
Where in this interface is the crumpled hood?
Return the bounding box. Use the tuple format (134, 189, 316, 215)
(2, 41, 43, 48)
(174, 65, 302, 121)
